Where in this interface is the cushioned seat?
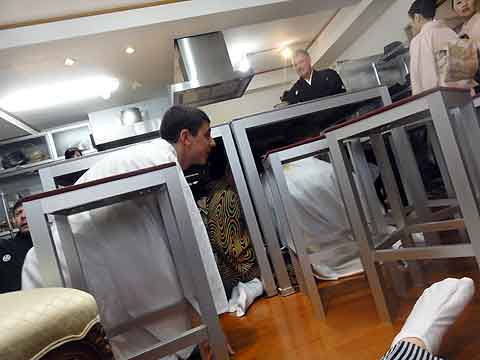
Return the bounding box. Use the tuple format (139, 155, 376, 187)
(0, 288, 113, 360)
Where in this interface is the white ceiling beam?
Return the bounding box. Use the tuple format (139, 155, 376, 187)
(307, 0, 396, 68)
(0, 0, 287, 50)
(0, 108, 39, 135)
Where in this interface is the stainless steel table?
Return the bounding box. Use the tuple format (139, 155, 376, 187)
(230, 87, 392, 295)
(24, 163, 229, 360)
(39, 124, 277, 297)
(263, 135, 329, 318)
(262, 133, 413, 319)
(325, 87, 480, 323)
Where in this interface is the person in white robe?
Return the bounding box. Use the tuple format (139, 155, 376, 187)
(408, 0, 463, 94)
(282, 157, 363, 280)
(263, 156, 379, 281)
(22, 106, 228, 360)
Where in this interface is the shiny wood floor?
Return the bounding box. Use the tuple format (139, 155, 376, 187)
(221, 259, 480, 360)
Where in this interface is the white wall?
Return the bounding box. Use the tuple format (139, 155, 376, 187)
(201, 82, 293, 125)
(201, 67, 297, 124)
(88, 94, 170, 144)
(308, 0, 397, 67)
(338, 0, 412, 61)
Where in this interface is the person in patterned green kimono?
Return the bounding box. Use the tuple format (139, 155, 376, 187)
(206, 166, 260, 297)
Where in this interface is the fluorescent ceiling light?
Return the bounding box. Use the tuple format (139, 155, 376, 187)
(279, 40, 294, 49)
(228, 42, 256, 67)
(125, 46, 135, 54)
(238, 56, 251, 72)
(0, 76, 119, 113)
(281, 47, 292, 60)
(64, 57, 76, 66)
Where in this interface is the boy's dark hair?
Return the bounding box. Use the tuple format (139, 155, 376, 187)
(64, 147, 83, 159)
(160, 105, 210, 143)
(13, 199, 23, 214)
(409, 0, 436, 19)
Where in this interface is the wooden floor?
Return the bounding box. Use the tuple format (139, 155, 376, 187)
(221, 259, 480, 360)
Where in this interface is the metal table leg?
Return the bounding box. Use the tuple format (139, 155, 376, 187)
(232, 130, 294, 296)
(221, 126, 277, 296)
(425, 121, 456, 198)
(370, 134, 425, 287)
(390, 127, 441, 245)
(327, 134, 392, 323)
(268, 154, 325, 319)
(429, 94, 480, 268)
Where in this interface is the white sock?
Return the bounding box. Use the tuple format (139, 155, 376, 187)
(228, 278, 263, 317)
(391, 277, 475, 354)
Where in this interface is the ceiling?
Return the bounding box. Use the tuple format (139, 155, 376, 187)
(0, 0, 185, 28)
(0, 110, 36, 139)
(224, 10, 337, 72)
(0, 0, 359, 135)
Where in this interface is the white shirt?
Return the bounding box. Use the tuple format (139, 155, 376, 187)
(305, 71, 313, 86)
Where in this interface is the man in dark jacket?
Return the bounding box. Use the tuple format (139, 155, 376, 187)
(0, 199, 33, 293)
(281, 49, 349, 132)
(285, 49, 346, 105)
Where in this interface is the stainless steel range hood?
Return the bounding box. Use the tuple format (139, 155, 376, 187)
(170, 31, 254, 107)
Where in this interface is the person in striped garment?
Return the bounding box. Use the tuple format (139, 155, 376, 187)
(382, 277, 474, 359)
(206, 165, 260, 298)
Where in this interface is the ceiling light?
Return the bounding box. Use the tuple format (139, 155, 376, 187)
(279, 40, 294, 48)
(64, 57, 76, 66)
(228, 42, 256, 67)
(132, 81, 143, 90)
(281, 47, 293, 60)
(238, 57, 251, 73)
(0, 76, 120, 113)
(125, 47, 135, 55)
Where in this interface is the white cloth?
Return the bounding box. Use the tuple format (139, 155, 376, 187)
(21, 138, 228, 360)
(21, 248, 42, 289)
(228, 278, 263, 317)
(392, 277, 475, 354)
(409, 20, 459, 94)
(272, 157, 363, 280)
(22, 222, 71, 289)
